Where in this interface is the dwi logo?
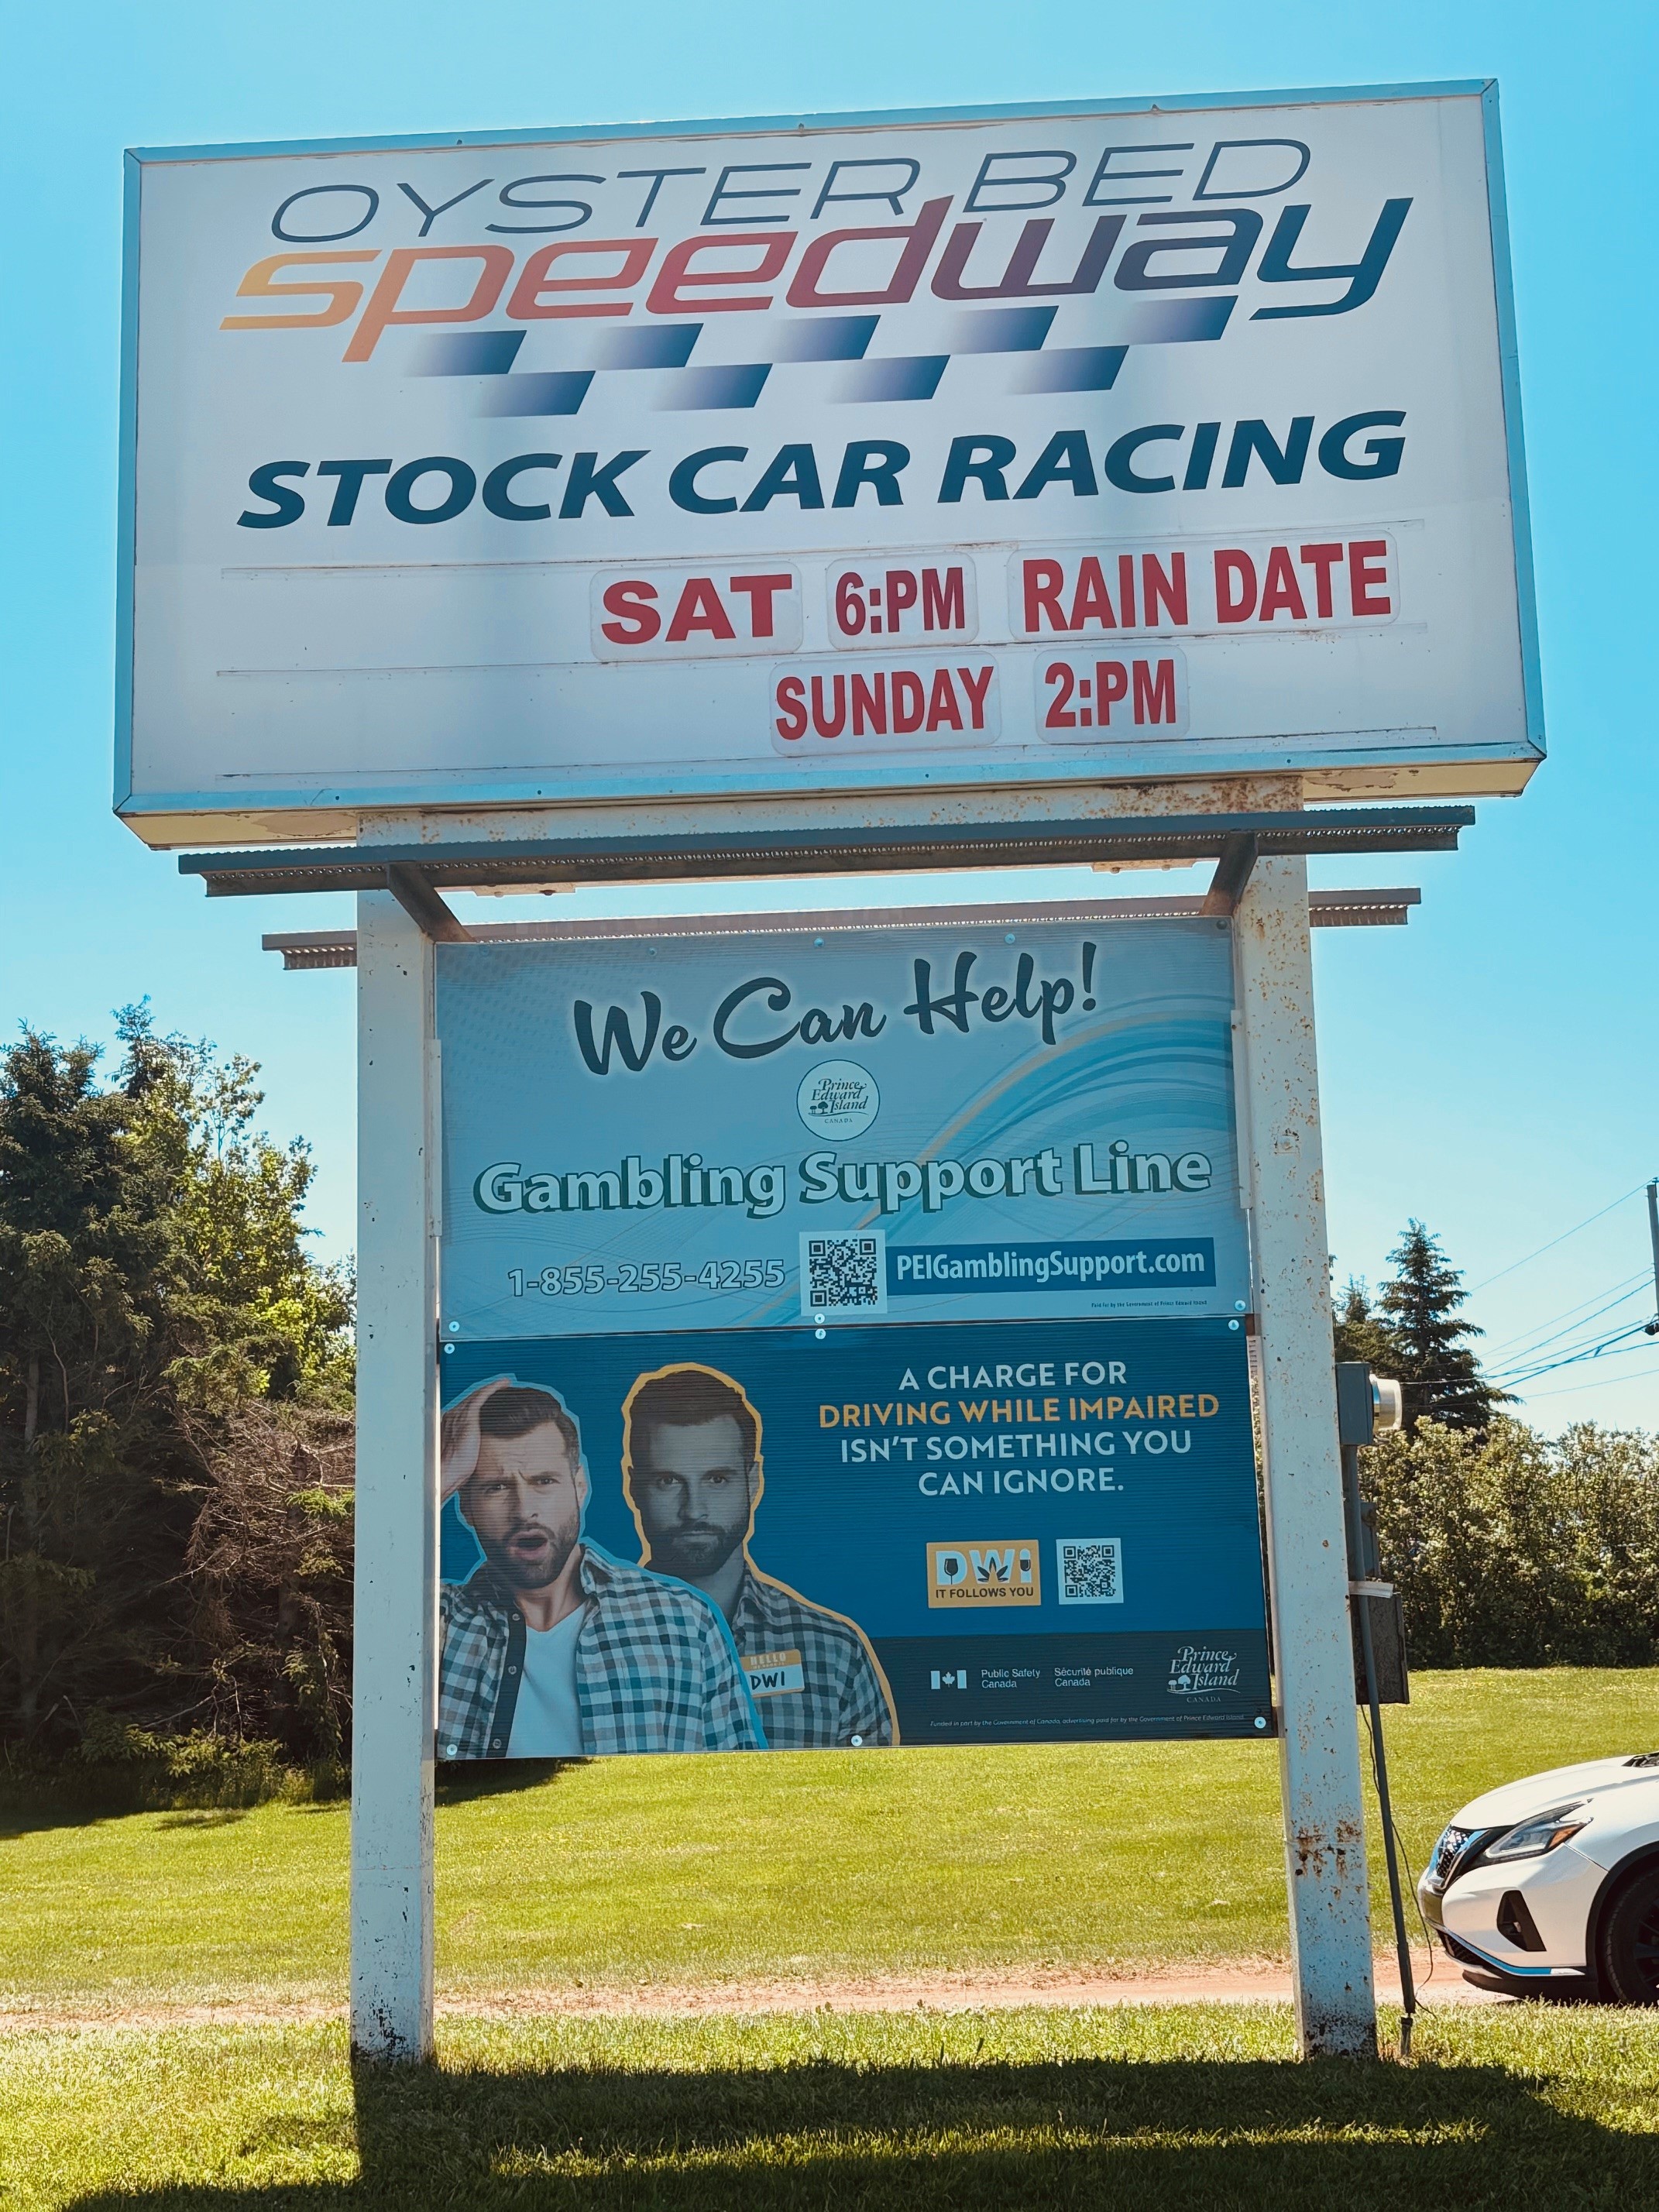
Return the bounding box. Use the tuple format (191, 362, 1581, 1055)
(927, 1539, 1042, 1607)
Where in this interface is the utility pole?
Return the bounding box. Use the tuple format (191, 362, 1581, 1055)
(1646, 1182, 1659, 1338)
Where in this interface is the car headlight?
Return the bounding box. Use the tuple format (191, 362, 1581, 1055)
(1482, 1802, 1589, 1863)
(1424, 1822, 1496, 1893)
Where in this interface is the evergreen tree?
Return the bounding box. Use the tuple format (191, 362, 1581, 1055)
(1375, 1220, 1503, 1432)
(1333, 1276, 1397, 1373)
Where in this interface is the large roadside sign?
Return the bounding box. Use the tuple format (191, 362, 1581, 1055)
(433, 912, 1271, 1753)
(118, 84, 1541, 843)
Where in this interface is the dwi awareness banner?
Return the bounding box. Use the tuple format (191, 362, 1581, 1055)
(431, 915, 1270, 1756)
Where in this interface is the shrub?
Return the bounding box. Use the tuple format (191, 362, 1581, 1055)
(1366, 1417, 1659, 1667)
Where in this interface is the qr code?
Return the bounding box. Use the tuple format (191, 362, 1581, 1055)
(1057, 1537, 1125, 1606)
(800, 1230, 888, 1317)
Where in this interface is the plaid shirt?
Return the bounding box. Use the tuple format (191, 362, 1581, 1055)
(731, 1568, 896, 1749)
(438, 1547, 764, 1759)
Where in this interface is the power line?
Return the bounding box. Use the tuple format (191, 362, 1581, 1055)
(1498, 1330, 1649, 1388)
(1499, 1323, 1654, 1389)
(1486, 1293, 1648, 1377)
(1495, 1291, 1659, 1371)
(1403, 1328, 1657, 1396)
(1517, 1357, 1659, 1405)
(1466, 1185, 1647, 1294)
(1482, 1270, 1650, 1361)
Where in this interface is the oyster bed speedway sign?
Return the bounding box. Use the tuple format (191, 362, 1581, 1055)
(118, 84, 1540, 838)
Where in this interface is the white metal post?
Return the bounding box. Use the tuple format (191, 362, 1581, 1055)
(1235, 855, 1376, 2058)
(350, 890, 438, 2060)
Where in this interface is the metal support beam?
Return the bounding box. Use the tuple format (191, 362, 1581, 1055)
(350, 891, 438, 2062)
(385, 862, 472, 943)
(180, 805, 1473, 898)
(1200, 832, 1260, 917)
(261, 887, 1423, 971)
(1235, 855, 1377, 2059)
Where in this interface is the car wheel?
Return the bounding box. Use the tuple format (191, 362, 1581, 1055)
(1597, 1866, 1659, 2004)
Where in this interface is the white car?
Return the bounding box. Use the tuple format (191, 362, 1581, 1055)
(1419, 1753, 1659, 2001)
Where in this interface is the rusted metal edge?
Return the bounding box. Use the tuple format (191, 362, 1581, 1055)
(261, 888, 1421, 970)
(384, 862, 472, 943)
(187, 806, 1471, 897)
(1199, 831, 1261, 918)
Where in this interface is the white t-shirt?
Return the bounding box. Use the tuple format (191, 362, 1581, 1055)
(506, 1607, 585, 1758)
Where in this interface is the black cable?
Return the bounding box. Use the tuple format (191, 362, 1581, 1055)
(1396, 1334, 1659, 1393)
(1523, 1359, 1659, 1405)
(1468, 1186, 1645, 1293)
(1361, 1707, 1439, 2014)
(1496, 1322, 1653, 1387)
(1343, 1434, 1417, 2056)
(1355, 1591, 1417, 2054)
(1495, 1316, 1650, 1378)
(1483, 1274, 1650, 1364)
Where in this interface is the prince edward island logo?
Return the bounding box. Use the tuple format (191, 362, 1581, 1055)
(1167, 1645, 1241, 1697)
(796, 1060, 880, 1140)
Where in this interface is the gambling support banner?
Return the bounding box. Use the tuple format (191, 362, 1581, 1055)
(435, 915, 1272, 1753)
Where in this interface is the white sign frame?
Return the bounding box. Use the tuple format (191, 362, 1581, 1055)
(116, 81, 1542, 846)
(348, 862, 1379, 2063)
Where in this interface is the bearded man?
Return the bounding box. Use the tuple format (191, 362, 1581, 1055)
(623, 1363, 895, 1749)
(438, 1379, 763, 1759)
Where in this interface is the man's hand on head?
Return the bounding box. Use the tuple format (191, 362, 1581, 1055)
(440, 1378, 512, 1503)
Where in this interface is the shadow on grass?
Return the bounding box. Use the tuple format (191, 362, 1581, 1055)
(434, 1759, 592, 1808)
(0, 1793, 336, 1842)
(69, 2045, 1659, 2209)
(0, 1760, 586, 1839)
(0, 1765, 349, 1839)
(0, 1797, 127, 1844)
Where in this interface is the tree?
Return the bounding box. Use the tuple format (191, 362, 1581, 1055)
(1365, 1417, 1659, 1666)
(0, 1029, 191, 1747)
(118, 1005, 354, 1409)
(182, 1400, 354, 1772)
(1333, 1277, 1398, 1373)
(1374, 1221, 1503, 1431)
(0, 1012, 355, 1764)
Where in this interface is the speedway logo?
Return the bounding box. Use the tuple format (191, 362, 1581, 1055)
(219, 139, 1410, 390)
(220, 152, 1414, 534)
(223, 139, 1415, 537)
(215, 118, 1418, 527)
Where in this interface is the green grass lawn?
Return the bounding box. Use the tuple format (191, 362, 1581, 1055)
(5, 2006, 1659, 2209)
(3, 1669, 1654, 2012)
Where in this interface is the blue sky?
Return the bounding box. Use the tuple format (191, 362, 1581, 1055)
(2, 1, 1654, 1429)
